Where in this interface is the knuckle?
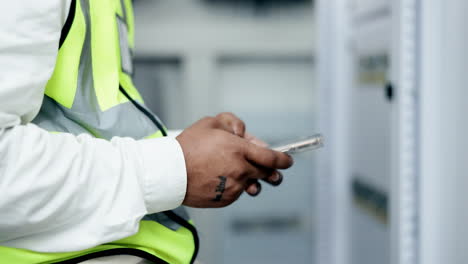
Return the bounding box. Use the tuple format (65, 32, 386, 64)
(220, 112, 235, 118)
(216, 112, 229, 118)
(202, 116, 215, 123)
(206, 116, 221, 127)
(234, 119, 246, 129)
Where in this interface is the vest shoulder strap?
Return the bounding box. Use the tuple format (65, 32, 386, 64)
(59, 0, 77, 49)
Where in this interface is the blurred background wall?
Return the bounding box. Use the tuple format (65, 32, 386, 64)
(131, 1, 468, 264)
(132, 1, 318, 263)
(317, 1, 468, 264)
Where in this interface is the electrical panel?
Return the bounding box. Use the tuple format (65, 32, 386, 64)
(348, 2, 393, 264)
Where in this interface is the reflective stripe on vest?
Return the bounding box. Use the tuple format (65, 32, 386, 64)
(34, 0, 163, 140)
(0, 0, 198, 263)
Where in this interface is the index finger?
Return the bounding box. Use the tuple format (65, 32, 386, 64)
(243, 141, 294, 169)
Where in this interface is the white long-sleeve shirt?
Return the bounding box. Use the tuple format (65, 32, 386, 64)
(0, 0, 187, 253)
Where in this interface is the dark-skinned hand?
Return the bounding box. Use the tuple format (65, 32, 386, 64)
(176, 113, 293, 208)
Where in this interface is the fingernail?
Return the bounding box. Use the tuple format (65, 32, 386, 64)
(269, 172, 283, 186)
(252, 182, 262, 196)
(271, 172, 280, 182)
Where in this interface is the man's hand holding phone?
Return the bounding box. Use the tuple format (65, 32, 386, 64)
(176, 113, 293, 208)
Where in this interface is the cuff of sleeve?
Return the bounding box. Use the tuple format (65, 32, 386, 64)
(136, 137, 187, 214)
(166, 130, 183, 138)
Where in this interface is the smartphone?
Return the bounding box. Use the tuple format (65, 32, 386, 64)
(272, 134, 324, 155)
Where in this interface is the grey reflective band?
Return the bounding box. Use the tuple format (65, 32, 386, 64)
(118, 0, 133, 75)
(143, 207, 191, 231)
(33, 96, 92, 135)
(117, 16, 133, 75)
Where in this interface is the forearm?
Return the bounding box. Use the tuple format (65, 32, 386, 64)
(0, 124, 186, 252)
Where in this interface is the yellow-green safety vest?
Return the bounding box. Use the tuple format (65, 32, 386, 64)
(0, 0, 198, 263)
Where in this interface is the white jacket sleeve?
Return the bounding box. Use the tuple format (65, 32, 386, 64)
(0, 0, 187, 253)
